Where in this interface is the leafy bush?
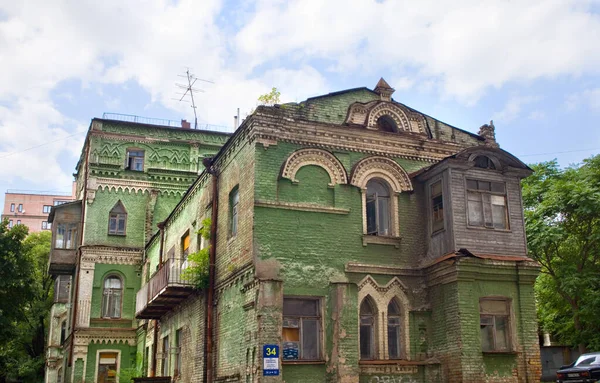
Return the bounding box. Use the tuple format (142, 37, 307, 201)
(182, 218, 211, 290)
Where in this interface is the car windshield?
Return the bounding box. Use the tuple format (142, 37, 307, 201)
(575, 355, 599, 367)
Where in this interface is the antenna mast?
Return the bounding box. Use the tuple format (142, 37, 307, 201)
(173, 68, 213, 129)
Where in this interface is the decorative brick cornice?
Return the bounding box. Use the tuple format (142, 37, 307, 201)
(80, 246, 142, 265)
(350, 156, 413, 192)
(281, 148, 348, 186)
(74, 328, 137, 346)
(250, 112, 463, 163)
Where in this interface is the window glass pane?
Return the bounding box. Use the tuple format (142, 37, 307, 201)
(480, 319, 494, 352)
(56, 224, 65, 248)
(480, 300, 508, 315)
(109, 216, 117, 233)
(482, 194, 493, 226)
(431, 181, 442, 196)
(492, 203, 507, 229)
(366, 197, 377, 234)
(388, 325, 400, 359)
(378, 197, 390, 235)
(360, 323, 373, 359)
(118, 216, 126, 233)
(283, 299, 318, 316)
(491, 182, 505, 193)
(367, 179, 389, 197)
(495, 316, 509, 350)
(302, 318, 319, 359)
(360, 300, 374, 315)
(477, 181, 491, 191)
(467, 194, 484, 226)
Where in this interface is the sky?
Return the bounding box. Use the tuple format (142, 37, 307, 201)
(1, 0, 599, 209)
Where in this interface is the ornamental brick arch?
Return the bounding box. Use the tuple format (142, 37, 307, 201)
(350, 156, 413, 193)
(366, 103, 412, 132)
(357, 276, 412, 360)
(280, 148, 348, 187)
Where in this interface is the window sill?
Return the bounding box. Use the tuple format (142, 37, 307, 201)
(108, 233, 127, 237)
(482, 350, 518, 355)
(362, 235, 402, 248)
(466, 225, 511, 233)
(282, 360, 326, 365)
(431, 228, 445, 237)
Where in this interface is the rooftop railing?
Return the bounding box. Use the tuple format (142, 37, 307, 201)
(102, 113, 233, 134)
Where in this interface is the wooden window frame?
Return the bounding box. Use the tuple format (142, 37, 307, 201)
(161, 336, 170, 377)
(101, 275, 123, 319)
(282, 297, 323, 362)
(125, 148, 145, 172)
(430, 180, 444, 234)
(174, 329, 183, 377)
(479, 298, 513, 353)
(360, 298, 377, 360)
(54, 223, 78, 249)
(229, 186, 239, 238)
(466, 179, 510, 230)
(365, 178, 392, 236)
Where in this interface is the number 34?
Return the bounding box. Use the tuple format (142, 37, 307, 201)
(265, 348, 277, 356)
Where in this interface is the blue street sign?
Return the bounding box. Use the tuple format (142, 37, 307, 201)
(263, 344, 280, 376)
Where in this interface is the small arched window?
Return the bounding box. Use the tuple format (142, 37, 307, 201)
(366, 179, 391, 236)
(376, 115, 399, 132)
(102, 276, 122, 318)
(360, 298, 377, 360)
(473, 156, 496, 170)
(388, 300, 402, 359)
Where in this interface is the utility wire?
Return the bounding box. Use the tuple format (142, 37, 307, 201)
(517, 148, 600, 157)
(0, 131, 86, 159)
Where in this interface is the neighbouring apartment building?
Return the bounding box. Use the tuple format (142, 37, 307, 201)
(2, 189, 74, 233)
(46, 80, 541, 383)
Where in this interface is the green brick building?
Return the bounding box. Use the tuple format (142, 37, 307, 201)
(47, 80, 541, 383)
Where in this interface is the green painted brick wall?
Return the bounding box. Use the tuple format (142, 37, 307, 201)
(91, 264, 140, 320)
(85, 342, 136, 383)
(84, 189, 150, 248)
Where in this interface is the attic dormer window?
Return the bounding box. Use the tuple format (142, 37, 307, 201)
(125, 149, 144, 171)
(376, 115, 398, 133)
(473, 156, 496, 170)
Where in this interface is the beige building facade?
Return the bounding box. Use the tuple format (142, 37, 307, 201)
(2, 188, 75, 233)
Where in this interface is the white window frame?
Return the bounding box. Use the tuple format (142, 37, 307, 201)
(94, 349, 121, 383)
(101, 275, 123, 319)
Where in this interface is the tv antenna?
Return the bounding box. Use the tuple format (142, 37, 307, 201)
(173, 68, 214, 129)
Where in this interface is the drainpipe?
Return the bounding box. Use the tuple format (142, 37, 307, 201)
(204, 159, 219, 383)
(150, 320, 159, 377)
(158, 222, 166, 265)
(69, 132, 91, 366)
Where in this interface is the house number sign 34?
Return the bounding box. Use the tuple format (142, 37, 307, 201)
(263, 345, 280, 376)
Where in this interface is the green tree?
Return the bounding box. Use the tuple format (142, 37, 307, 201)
(0, 221, 53, 383)
(522, 156, 600, 352)
(257, 87, 281, 106)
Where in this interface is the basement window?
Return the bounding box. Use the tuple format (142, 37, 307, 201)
(283, 298, 321, 361)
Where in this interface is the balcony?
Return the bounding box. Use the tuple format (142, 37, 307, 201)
(48, 248, 77, 275)
(135, 258, 195, 319)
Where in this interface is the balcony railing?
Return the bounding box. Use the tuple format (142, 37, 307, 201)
(135, 258, 195, 319)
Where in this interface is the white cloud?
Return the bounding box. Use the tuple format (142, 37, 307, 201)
(492, 95, 539, 123)
(566, 88, 600, 111)
(235, 0, 600, 103)
(0, 0, 599, 189)
(528, 110, 546, 121)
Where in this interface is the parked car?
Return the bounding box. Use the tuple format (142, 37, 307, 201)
(557, 352, 600, 382)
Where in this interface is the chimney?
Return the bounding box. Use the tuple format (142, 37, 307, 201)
(181, 119, 191, 129)
(478, 120, 499, 147)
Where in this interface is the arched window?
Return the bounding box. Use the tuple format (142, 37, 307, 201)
(473, 155, 496, 170)
(376, 115, 398, 132)
(360, 298, 376, 360)
(102, 276, 122, 319)
(388, 300, 402, 359)
(366, 179, 391, 236)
